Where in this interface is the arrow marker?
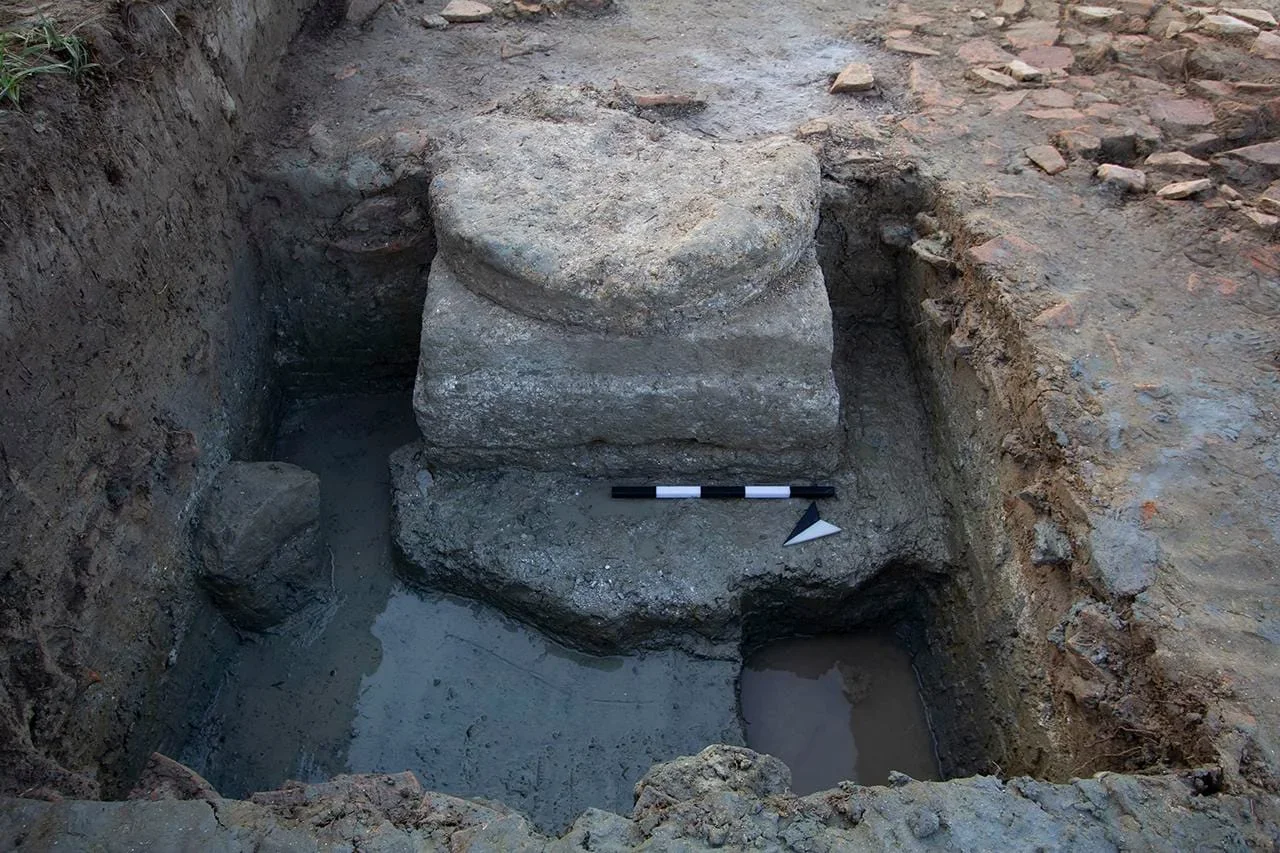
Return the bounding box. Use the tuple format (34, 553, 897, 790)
(783, 502, 842, 546)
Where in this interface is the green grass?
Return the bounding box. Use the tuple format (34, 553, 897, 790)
(0, 19, 95, 108)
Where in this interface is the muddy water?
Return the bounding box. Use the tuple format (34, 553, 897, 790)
(740, 634, 939, 793)
(177, 393, 740, 831)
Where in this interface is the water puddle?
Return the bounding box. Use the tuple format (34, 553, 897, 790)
(177, 392, 740, 831)
(740, 634, 939, 793)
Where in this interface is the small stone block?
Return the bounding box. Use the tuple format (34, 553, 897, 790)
(1156, 178, 1213, 198)
(440, 0, 493, 22)
(830, 62, 876, 93)
(1144, 151, 1211, 173)
(1197, 13, 1260, 36)
(1096, 163, 1148, 191)
(1026, 144, 1069, 174)
(968, 67, 1020, 88)
(1006, 59, 1044, 81)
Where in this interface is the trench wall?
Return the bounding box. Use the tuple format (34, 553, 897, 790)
(0, 0, 310, 796)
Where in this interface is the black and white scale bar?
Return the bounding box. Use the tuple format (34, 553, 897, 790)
(611, 485, 836, 500)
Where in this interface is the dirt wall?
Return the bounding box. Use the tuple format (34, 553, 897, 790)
(0, 0, 309, 797)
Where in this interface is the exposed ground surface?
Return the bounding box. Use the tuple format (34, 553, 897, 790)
(1, 0, 1280, 846)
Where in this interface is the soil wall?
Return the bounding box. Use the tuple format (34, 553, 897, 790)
(0, 0, 309, 796)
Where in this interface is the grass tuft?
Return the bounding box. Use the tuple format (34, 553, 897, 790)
(0, 19, 96, 108)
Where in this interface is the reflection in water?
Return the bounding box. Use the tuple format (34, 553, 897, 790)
(740, 634, 939, 793)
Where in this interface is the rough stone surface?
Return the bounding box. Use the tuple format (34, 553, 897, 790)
(1197, 13, 1260, 37)
(1026, 144, 1068, 174)
(196, 462, 324, 630)
(1088, 515, 1160, 597)
(1096, 163, 1148, 190)
(830, 61, 876, 92)
(1156, 177, 1213, 198)
(1253, 29, 1280, 58)
(1031, 520, 1073, 565)
(127, 753, 220, 802)
(1, 751, 1274, 851)
(413, 258, 839, 477)
(428, 102, 821, 334)
(1145, 150, 1211, 173)
(440, 0, 494, 22)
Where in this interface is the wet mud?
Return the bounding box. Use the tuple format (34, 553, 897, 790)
(740, 633, 939, 793)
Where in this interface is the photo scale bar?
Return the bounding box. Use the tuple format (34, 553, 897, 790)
(611, 485, 836, 500)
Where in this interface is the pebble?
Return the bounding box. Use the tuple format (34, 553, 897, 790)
(885, 39, 941, 55)
(1244, 209, 1280, 228)
(830, 62, 876, 93)
(1253, 30, 1280, 58)
(1144, 151, 1210, 174)
(968, 67, 1020, 88)
(1156, 178, 1213, 198)
(1097, 163, 1148, 191)
(1259, 182, 1280, 215)
(1006, 59, 1043, 81)
(439, 0, 493, 22)
(1073, 5, 1124, 23)
(1197, 13, 1260, 37)
(1054, 129, 1103, 158)
(422, 13, 449, 27)
(997, 0, 1026, 16)
(1026, 144, 1069, 174)
(1222, 8, 1276, 28)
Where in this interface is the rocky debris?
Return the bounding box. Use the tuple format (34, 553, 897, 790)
(629, 91, 707, 111)
(196, 461, 325, 631)
(1096, 163, 1149, 191)
(422, 13, 449, 27)
(1221, 7, 1276, 29)
(3, 751, 1272, 850)
(1073, 5, 1124, 25)
(1253, 29, 1280, 58)
(440, 0, 493, 22)
(1026, 144, 1069, 174)
(1245, 208, 1280, 227)
(1197, 13, 1260, 37)
(1145, 150, 1211, 174)
(1055, 128, 1104, 159)
(127, 753, 220, 802)
(1156, 177, 1214, 198)
(830, 62, 876, 93)
(1088, 515, 1160, 597)
(968, 67, 1020, 88)
(1259, 181, 1280, 214)
(1145, 97, 1215, 132)
(1032, 520, 1073, 565)
(1216, 139, 1280, 183)
(885, 38, 941, 55)
(1006, 58, 1043, 81)
(418, 96, 839, 476)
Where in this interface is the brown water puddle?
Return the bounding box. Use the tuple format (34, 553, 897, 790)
(740, 633, 939, 793)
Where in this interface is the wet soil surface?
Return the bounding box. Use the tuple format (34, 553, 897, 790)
(177, 392, 740, 831)
(741, 634, 939, 794)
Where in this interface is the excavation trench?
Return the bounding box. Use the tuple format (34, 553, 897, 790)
(145, 162, 1129, 831)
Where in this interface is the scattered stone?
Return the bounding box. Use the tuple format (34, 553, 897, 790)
(1034, 301, 1082, 327)
(1032, 520, 1074, 565)
(1145, 97, 1215, 131)
(885, 38, 941, 55)
(631, 92, 706, 111)
(439, 0, 493, 22)
(1018, 44, 1076, 69)
(1222, 8, 1276, 28)
(968, 67, 1020, 88)
(1074, 6, 1124, 24)
(1097, 163, 1149, 191)
(1234, 81, 1280, 94)
(1252, 30, 1280, 58)
(971, 8, 988, 19)
(1259, 181, 1280, 214)
(957, 38, 1017, 64)
(1156, 178, 1213, 198)
(1006, 58, 1044, 81)
(196, 461, 325, 631)
(1145, 151, 1211, 173)
(1031, 88, 1075, 108)
(345, 0, 387, 24)
(1155, 47, 1190, 75)
(1026, 144, 1069, 174)
(1244, 209, 1280, 228)
(1165, 19, 1191, 38)
(422, 13, 449, 27)
(1217, 140, 1280, 179)
(1189, 78, 1234, 98)
(990, 90, 1029, 111)
(1054, 129, 1103, 159)
(830, 62, 876, 93)
(1025, 107, 1087, 120)
(997, 0, 1026, 17)
(1197, 13, 1260, 37)
(1006, 19, 1061, 48)
(1219, 183, 1243, 200)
